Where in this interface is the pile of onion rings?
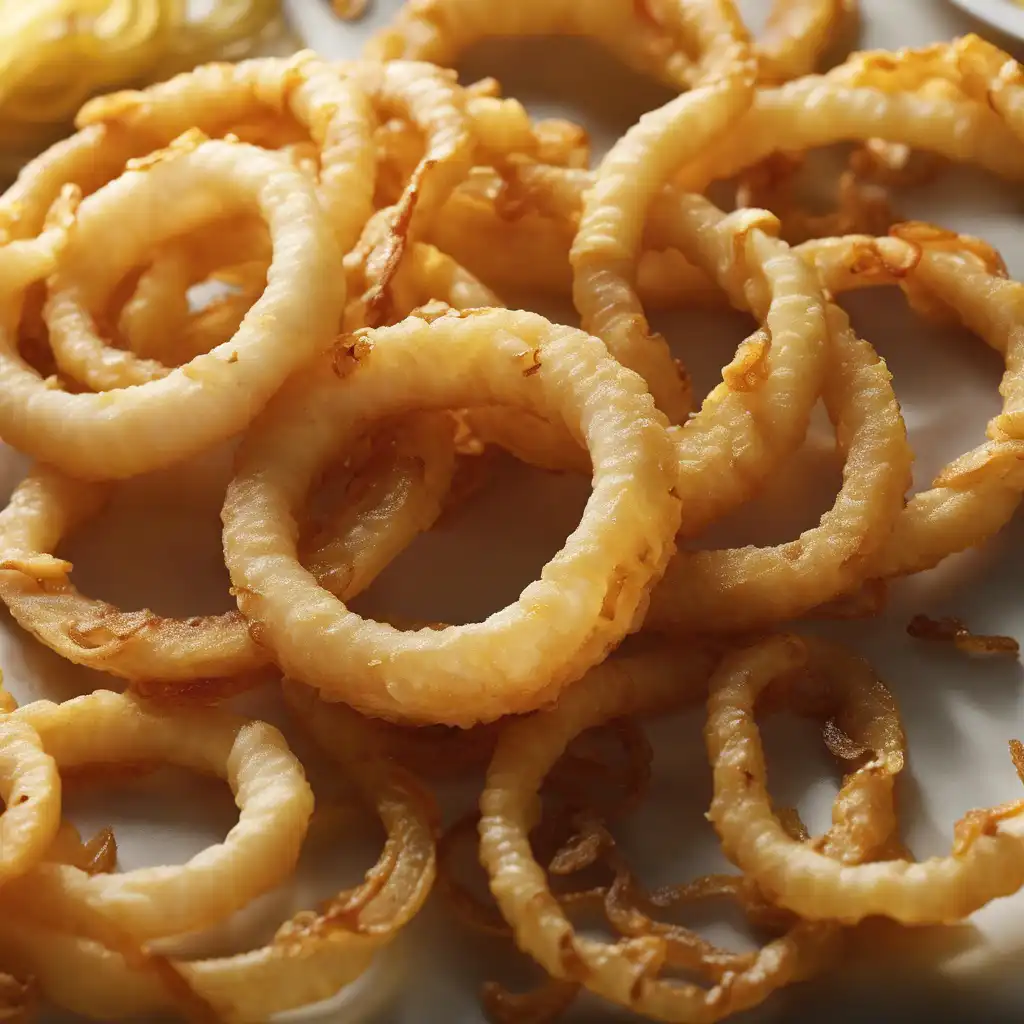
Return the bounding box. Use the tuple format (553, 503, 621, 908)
(1, 0, 1024, 1019)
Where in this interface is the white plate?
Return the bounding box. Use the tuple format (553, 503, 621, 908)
(948, 0, 1024, 43)
(11, 0, 1024, 1020)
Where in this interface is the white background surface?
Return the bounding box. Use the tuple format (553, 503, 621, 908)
(10, 0, 1024, 1020)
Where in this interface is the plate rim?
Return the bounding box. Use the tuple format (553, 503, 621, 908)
(948, 0, 1024, 39)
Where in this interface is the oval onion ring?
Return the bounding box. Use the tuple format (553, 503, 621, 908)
(223, 308, 682, 725)
(0, 716, 61, 890)
(705, 634, 1024, 924)
(479, 644, 840, 1021)
(0, 690, 314, 943)
(0, 137, 343, 481)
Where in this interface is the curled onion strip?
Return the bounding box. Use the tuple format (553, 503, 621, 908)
(0, 465, 267, 683)
(282, 680, 439, 936)
(223, 308, 682, 725)
(301, 412, 458, 599)
(0, 405, 451, 686)
(705, 634, 1024, 924)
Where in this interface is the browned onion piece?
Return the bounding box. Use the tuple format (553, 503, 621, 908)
(907, 615, 1019, 656)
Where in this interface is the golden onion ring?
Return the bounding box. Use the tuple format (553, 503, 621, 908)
(705, 635, 1024, 924)
(0, 690, 437, 1021)
(0, 137, 343, 481)
(223, 308, 682, 725)
(0, 690, 314, 943)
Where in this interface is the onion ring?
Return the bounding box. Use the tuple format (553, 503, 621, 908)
(635, 225, 1023, 615)
(1, 137, 343, 481)
(479, 644, 840, 1021)
(223, 308, 682, 725)
(426, 48, 1024, 305)
(0, 690, 314, 943)
(116, 215, 269, 365)
(672, 59, 1024, 193)
(954, 36, 1024, 145)
(654, 198, 831, 537)
(705, 634, 1024, 924)
(0, 464, 267, 683)
(0, 690, 436, 1021)
(458, 196, 834, 526)
(42, 130, 333, 396)
(77, 53, 375, 251)
(372, 89, 588, 212)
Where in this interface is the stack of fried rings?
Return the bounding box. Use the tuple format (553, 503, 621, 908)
(1, 3, 1024, 1021)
